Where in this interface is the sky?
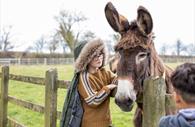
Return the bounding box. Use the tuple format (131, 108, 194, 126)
(1, 0, 195, 53)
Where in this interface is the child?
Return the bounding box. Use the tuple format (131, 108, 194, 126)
(60, 39, 117, 127)
(159, 63, 195, 127)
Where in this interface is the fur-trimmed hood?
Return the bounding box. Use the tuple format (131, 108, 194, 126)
(74, 39, 107, 72)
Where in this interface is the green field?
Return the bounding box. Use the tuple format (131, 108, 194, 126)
(1, 63, 180, 127)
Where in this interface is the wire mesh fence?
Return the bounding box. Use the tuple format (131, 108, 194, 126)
(0, 58, 74, 65)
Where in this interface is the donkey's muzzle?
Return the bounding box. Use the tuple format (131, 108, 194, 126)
(115, 98, 134, 112)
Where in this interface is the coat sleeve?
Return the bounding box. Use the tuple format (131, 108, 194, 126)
(106, 69, 117, 84)
(158, 115, 178, 127)
(159, 116, 167, 127)
(78, 71, 111, 108)
(105, 69, 117, 97)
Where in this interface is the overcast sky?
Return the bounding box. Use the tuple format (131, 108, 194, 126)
(1, 0, 194, 53)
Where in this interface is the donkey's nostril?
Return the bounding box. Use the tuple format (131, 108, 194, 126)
(126, 98, 133, 106)
(115, 99, 123, 105)
(115, 98, 133, 106)
(115, 98, 134, 112)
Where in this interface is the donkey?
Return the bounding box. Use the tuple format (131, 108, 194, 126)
(105, 2, 175, 127)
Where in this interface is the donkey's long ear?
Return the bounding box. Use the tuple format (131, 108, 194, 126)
(137, 6, 153, 35)
(105, 2, 129, 34)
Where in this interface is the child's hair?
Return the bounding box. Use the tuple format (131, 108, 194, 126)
(171, 63, 195, 103)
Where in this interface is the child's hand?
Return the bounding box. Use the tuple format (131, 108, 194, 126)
(106, 84, 117, 90)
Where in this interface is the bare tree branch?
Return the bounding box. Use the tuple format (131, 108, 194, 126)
(54, 10, 87, 54)
(0, 26, 14, 51)
(48, 33, 60, 54)
(175, 39, 187, 56)
(33, 36, 47, 53)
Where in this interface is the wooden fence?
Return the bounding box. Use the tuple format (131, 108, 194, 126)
(0, 66, 70, 127)
(0, 65, 176, 127)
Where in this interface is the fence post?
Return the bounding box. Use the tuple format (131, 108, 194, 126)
(44, 58, 47, 65)
(165, 94, 176, 114)
(45, 69, 58, 127)
(0, 66, 9, 127)
(18, 58, 21, 65)
(142, 77, 166, 127)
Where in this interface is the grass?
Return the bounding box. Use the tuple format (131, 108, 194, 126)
(1, 63, 181, 127)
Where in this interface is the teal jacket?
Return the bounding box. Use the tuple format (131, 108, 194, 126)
(60, 72, 83, 127)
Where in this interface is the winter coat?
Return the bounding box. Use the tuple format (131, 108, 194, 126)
(60, 72, 83, 127)
(60, 39, 109, 127)
(159, 108, 195, 127)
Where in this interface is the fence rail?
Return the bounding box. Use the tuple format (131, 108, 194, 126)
(0, 73, 70, 88)
(8, 96, 45, 114)
(0, 66, 70, 127)
(8, 117, 25, 127)
(0, 58, 74, 65)
(0, 55, 195, 65)
(160, 55, 195, 63)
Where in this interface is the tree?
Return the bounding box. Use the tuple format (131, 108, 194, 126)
(111, 33, 121, 43)
(108, 34, 121, 53)
(61, 42, 70, 54)
(48, 33, 60, 54)
(186, 43, 195, 56)
(33, 36, 46, 53)
(175, 39, 187, 56)
(0, 26, 14, 51)
(105, 40, 113, 53)
(54, 10, 87, 54)
(80, 31, 96, 43)
(160, 43, 169, 55)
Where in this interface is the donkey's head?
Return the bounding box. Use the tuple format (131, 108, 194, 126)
(105, 2, 157, 111)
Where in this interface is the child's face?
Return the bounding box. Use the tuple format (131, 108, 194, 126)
(89, 54, 103, 69)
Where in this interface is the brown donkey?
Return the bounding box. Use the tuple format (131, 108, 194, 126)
(105, 2, 176, 127)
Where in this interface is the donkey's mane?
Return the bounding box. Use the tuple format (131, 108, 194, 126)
(149, 41, 165, 76)
(115, 21, 150, 51)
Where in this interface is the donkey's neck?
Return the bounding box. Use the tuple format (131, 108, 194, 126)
(149, 42, 165, 77)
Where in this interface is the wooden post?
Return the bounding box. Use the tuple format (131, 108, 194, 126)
(142, 77, 166, 127)
(45, 69, 58, 127)
(18, 58, 21, 65)
(44, 58, 47, 65)
(165, 94, 177, 115)
(0, 66, 9, 127)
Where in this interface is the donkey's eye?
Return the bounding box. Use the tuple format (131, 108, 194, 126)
(138, 53, 147, 58)
(118, 48, 123, 52)
(136, 52, 148, 64)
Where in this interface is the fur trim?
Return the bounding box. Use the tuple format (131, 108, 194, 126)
(75, 39, 108, 72)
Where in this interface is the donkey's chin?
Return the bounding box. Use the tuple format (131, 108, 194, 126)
(118, 102, 134, 112)
(115, 99, 135, 112)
